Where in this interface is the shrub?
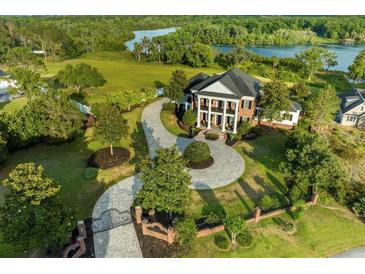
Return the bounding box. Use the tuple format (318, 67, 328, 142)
(87, 147, 130, 169)
(214, 234, 230, 250)
(205, 132, 219, 140)
(352, 196, 365, 219)
(176, 218, 197, 246)
(0, 135, 8, 164)
(162, 102, 176, 113)
(258, 195, 274, 211)
(228, 133, 238, 141)
(182, 109, 196, 128)
(237, 230, 254, 248)
(250, 126, 263, 137)
(289, 185, 303, 204)
(290, 199, 306, 220)
(205, 212, 221, 225)
(273, 217, 296, 234)
(184, 141, 211, 163)
(83, 167, 99, 180)
(237, 121, 252, 137)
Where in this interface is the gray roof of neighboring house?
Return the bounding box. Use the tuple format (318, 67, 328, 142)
(189, 68, 260, 99)
(339, 89, 365, 113)
(0, 70, 6, 77)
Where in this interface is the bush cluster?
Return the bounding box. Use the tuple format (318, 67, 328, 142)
(214, 234, 230, 250)
(237, 230, 254, 248)
(162, 102, 176, 113)
(258, 194, 283, 211)
(184, 141, 211, 163)
(205, 132, 219, 140)
(176, 218, 197, 247)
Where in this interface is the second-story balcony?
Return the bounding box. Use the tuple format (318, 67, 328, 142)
(200, 105, 235, 115)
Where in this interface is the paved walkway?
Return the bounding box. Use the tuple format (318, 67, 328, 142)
(331, 246, 365, 258)
(92, 98, 245, 257)
(142, 98, 245, 189)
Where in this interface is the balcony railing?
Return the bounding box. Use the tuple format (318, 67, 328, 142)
(199, 105, 235, 115)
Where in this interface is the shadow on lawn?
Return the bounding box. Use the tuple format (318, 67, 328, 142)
(196, 187, 226, 218)
(130, 121, 150, 173)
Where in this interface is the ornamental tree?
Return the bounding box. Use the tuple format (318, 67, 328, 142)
(137, 146, 192, 216)
(224, 215, 246, 246)
(166, 70, 188, 103)
(259, 80, 291, 127)
(0, 163, 74, 251)
(93, 103, 129, 156)
(56, 63, 106, 93)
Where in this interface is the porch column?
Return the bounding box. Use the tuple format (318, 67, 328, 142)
(197, 95, 201, 128)
(207, 98, 212, 129)
(222, 100, 227, 132)
(233, 100, 239, 134)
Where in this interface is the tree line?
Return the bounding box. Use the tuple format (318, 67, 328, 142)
(2, 16, 365, 63)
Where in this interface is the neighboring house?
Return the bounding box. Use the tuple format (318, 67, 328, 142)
(338, 88, 365, 128)
(181, 68, 301, 133)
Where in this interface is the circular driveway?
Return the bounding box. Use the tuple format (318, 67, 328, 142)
(92, 98, 245, 257)
(142, 98, 245, 189)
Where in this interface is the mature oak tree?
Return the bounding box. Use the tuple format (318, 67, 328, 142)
(56, 63, 106, 93)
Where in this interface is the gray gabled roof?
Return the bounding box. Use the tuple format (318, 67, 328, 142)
(189, 68, 260, 99)
(187, 72, 209, 90)
(339, 89, 365, 113)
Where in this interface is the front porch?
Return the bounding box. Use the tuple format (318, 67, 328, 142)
(196, 95, 239, 133)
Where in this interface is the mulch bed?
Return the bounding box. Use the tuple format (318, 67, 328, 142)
(87, 147, 130, 169)
(225, 139, 239, 146)
(186, 156, 214, 169)
(131, 208, 180, 258)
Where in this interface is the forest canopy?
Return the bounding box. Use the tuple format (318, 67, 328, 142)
(1, 16, 365, 62)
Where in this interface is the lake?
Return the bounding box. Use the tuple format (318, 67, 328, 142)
(216, 44, 365, 71)
(126, 27, 365, 72)
(125, 27, 177, 51)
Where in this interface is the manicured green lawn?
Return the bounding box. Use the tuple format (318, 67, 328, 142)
(0, 97, 27, 114)
(182, 206, 365, 258)
(309, 70, 352, 94)
(45, 51, 222, 105)
(190, 130, 288, 219)
(160, 110, 189, 138)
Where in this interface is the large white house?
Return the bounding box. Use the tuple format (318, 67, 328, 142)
(338, 88, 365, 128)
(181, 68, 302, 133)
